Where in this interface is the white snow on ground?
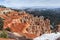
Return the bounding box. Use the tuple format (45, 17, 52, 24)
(33, 32, 60, 40)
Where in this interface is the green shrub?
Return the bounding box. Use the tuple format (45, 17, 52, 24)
(5, 27, 11, 32)
(0, 30, 8, 38)
(0, 17, 4, 30)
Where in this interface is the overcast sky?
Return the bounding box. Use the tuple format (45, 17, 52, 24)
(0, 0, 60, 8)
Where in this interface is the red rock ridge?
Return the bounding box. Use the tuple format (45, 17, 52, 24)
(0, 8, 51, 39)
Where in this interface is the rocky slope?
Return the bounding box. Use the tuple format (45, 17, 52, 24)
(0, 7, 51, 39)
(0, 7, 54, 40)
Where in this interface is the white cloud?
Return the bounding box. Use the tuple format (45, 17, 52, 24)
(3, 0, 21, 7)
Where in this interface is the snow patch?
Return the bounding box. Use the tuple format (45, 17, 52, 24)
(33, 32, 60, 40)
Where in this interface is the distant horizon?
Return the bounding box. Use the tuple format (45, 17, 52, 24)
(0, 0, 60, 8)
(6, 6, 60, 9)
(1, 5, 60, 9)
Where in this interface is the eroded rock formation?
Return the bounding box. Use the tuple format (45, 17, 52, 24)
(0, 8, 51, 39)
